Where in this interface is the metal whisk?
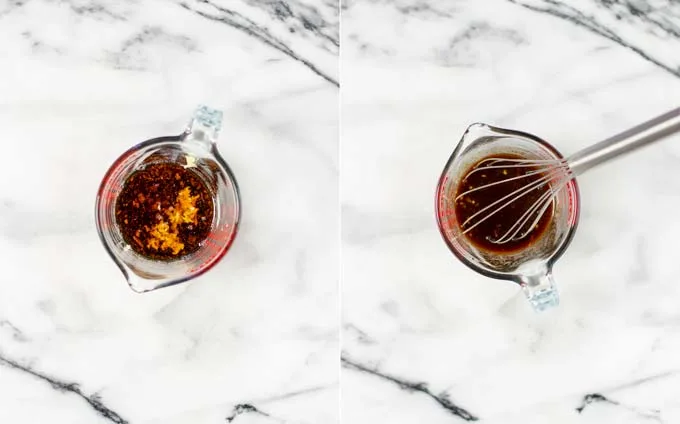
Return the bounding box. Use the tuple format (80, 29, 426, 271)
(457, 107, 680, 244)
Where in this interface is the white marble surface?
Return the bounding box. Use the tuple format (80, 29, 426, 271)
(342, 0, 680, 423)
(0, 0, 338, 423)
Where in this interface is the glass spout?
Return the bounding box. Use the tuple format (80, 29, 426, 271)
(109, 252, 190, 293)
(125, 270, 187, 293)
(450, 122, 495, 161)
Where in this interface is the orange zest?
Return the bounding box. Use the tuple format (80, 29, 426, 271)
(146, 187, 200, 255)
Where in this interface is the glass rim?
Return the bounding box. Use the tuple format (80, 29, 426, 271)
(95, 136, 241, 292)
(435, 124, 581, 283)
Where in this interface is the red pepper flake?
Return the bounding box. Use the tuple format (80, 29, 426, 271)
(115, 163, 214, 261)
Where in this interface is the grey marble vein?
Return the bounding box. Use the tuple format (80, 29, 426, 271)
(253, 384, 329, 404)
(0, 0, 26, 17)
(436, 21, 527, 67)
(0, 351, 127, 423)
(1, 0, 127, 20)
(576, 393, 662, 421)
(226, 403, 273, 422)
(108, 25, 200, 70)
(65, 0, 127, 21)
(343, 323, 376, 345)
(342, 355, 478, 421)
(0, 320, 27, 342)
(343, 0, 459, 18)
(1, 0, 338, 85)
(576, 393, 617, 412)
(507, 0, 680, 78)
(605, 370, 679, 392)
(179, 0, 339, 85)
(243, 0, 339, 48)
(225, 402, 301, 423)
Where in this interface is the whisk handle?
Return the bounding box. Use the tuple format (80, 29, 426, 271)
(567, 107, 680, 175)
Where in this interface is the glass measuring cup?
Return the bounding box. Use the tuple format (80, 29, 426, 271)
(436, 123, 579, 311)
(95, 105, 241, 293)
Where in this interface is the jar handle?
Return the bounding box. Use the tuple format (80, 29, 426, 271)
(518, 266, 559, 311)
(182, 105, 223, 149)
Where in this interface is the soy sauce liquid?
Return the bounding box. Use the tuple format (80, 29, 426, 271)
(454, 154, 554, 253)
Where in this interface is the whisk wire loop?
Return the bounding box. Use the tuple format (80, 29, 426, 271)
(455, 158, 571, 244)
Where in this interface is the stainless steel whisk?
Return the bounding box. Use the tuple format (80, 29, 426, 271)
(457, 107, 680, 244)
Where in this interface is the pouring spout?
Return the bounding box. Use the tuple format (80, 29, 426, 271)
(123, 266, 187, 293)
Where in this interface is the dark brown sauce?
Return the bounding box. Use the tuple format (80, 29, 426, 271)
(454, 153, 554, 253)
(115, 163, 214, 261)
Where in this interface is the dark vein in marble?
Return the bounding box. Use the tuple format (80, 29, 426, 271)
(342, 355, 478, 421)
(576, 393, 661, 421)
(594, 0, 680, 38)
(396, 3, 455, 18)
(107, 25, 199, 70)
(610, 370, 678, 392)
(66, 0, 126, 21)
(119, 26, 198, 53)
(0, 351, 128, 423)
(255, 384, 328, 404)
(437, 21, 526, 67)
(225, 404, 271, 422)
(576, 393, 616, 412)
(179, 0, 338, 86)
(0, 320, 27, 342)
(245, 0, 339, 49)
(343, 323, 376, 345)
(574, 371, 679, 420)
(227, 386, 327, 422)
(452, 22, 526, 48)
(507, 0, 680, 78)
(344, 0, 458, 18)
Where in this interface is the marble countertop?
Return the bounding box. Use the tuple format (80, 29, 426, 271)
(342, 0, 680, 423)
(0, 0, 338, 423)
(3, 0, 680, 422)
